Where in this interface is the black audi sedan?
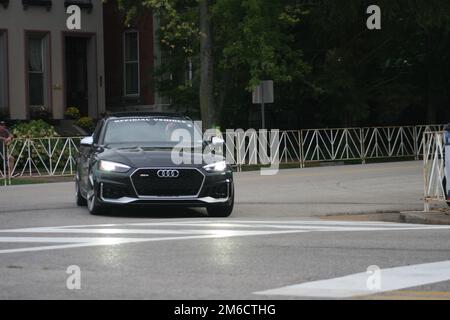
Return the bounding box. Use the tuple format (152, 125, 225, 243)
(75, 113, 234, 217)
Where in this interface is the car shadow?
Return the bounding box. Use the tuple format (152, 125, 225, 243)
(104, 206, 208, 219)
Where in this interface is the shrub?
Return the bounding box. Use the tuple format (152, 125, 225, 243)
(76, 117, 95, 133)
(9, 120, 60, 173)
(64, 107, 81, 120)
(12, 120, 59, 139)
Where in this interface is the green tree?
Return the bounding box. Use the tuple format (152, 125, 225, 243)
(115, 0, 450, 128)
(116, 0, 310, 128)
(291, 0, 450, 127)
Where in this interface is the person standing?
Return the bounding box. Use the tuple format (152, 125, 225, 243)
(0, 121, 13, 179)
(0, 121, 12, 144)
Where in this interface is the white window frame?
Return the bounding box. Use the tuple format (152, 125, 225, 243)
(123, 30, 140, 97)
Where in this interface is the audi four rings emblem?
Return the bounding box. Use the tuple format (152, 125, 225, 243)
(157, 169, 180, 178)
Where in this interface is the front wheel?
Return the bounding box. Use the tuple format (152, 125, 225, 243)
(75, 180, 87, 207)
(87, 188, 106, 215)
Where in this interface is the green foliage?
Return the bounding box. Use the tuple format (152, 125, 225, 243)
(76, 117, 96, 133)
(12, 120, 59, 139)
(119, 0, 199, 55)
(64, 107, 81, 120)
(117, 0, 450, 128)
(214, 0, 310, 88)
(9, 121, 60, 171)
(118, 0, 310, 110)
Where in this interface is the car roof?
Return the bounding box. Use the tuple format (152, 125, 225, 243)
(103, 112, 191, 121)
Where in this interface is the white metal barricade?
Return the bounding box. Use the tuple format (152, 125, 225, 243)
(423, 131, 446, 212)
(0, 125, 446, 184)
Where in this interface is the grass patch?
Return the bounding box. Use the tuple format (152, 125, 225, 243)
(1, 176, 74, 186)
(235, 156, 418, 172)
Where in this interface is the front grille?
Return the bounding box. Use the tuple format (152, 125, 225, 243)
(131, 168, 204, 197)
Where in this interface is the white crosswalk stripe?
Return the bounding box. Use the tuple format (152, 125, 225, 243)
(0, 219, 449, 255)
(255, 260, 450, 299)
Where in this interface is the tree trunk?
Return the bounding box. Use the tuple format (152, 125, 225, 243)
(199, 0, 216, 129)
(216, 69, 231, 128)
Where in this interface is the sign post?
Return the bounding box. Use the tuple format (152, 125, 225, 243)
(252, 80, 274, 129)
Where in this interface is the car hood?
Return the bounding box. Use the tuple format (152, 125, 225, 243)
(97, 146, 221, 168)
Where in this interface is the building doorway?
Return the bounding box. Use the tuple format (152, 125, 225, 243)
(65, 36, 89, 116)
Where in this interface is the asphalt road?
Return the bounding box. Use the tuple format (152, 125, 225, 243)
(1, 161, 450, 300)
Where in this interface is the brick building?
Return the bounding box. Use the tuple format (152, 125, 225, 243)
(0, 0, 162, 120)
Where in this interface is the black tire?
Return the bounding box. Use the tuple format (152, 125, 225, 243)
(75, 180, 87, 207)
(207, 194, 234, 218)
(87, 187, 106, 215)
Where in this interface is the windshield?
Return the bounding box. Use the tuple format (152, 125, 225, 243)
(102, 117, 203, 146)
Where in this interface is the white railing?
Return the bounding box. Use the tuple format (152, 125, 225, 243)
(423, 131, 446, 212)
(1, 137, 82, 184)
(228, 125, 444, 170)
(0, 125, 445, 185)
(301, 128, 363, 164)
(1, 140, 7, 186)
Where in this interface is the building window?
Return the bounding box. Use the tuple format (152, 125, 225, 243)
(64, 0, 92, 10)
(27, 33, 49, 111)
(123, 31, 140, 97)
(28, 37, 44, 106)
(0, 32, 6, 112)
(22, 0, 52, 11)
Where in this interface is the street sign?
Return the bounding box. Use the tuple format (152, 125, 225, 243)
(252, 80, 274, 130)
(252, 80, 274, 104)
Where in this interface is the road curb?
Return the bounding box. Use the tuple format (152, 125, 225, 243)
(322, 211, 450, 225)
(399, 212, 450, 225)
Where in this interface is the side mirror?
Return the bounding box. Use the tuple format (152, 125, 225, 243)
(80, 136, 93, 147)
(211, 136, 225, 146)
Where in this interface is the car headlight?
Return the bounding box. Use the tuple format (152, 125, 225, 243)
(203, 160, 227, 172)
(98, 160, 131, 173)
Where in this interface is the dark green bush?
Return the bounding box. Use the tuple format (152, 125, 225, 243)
(64, 107, 81, 120)
(76, 117, 95, 133)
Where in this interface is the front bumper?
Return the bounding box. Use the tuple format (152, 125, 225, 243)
(93, 167, 233, 207)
